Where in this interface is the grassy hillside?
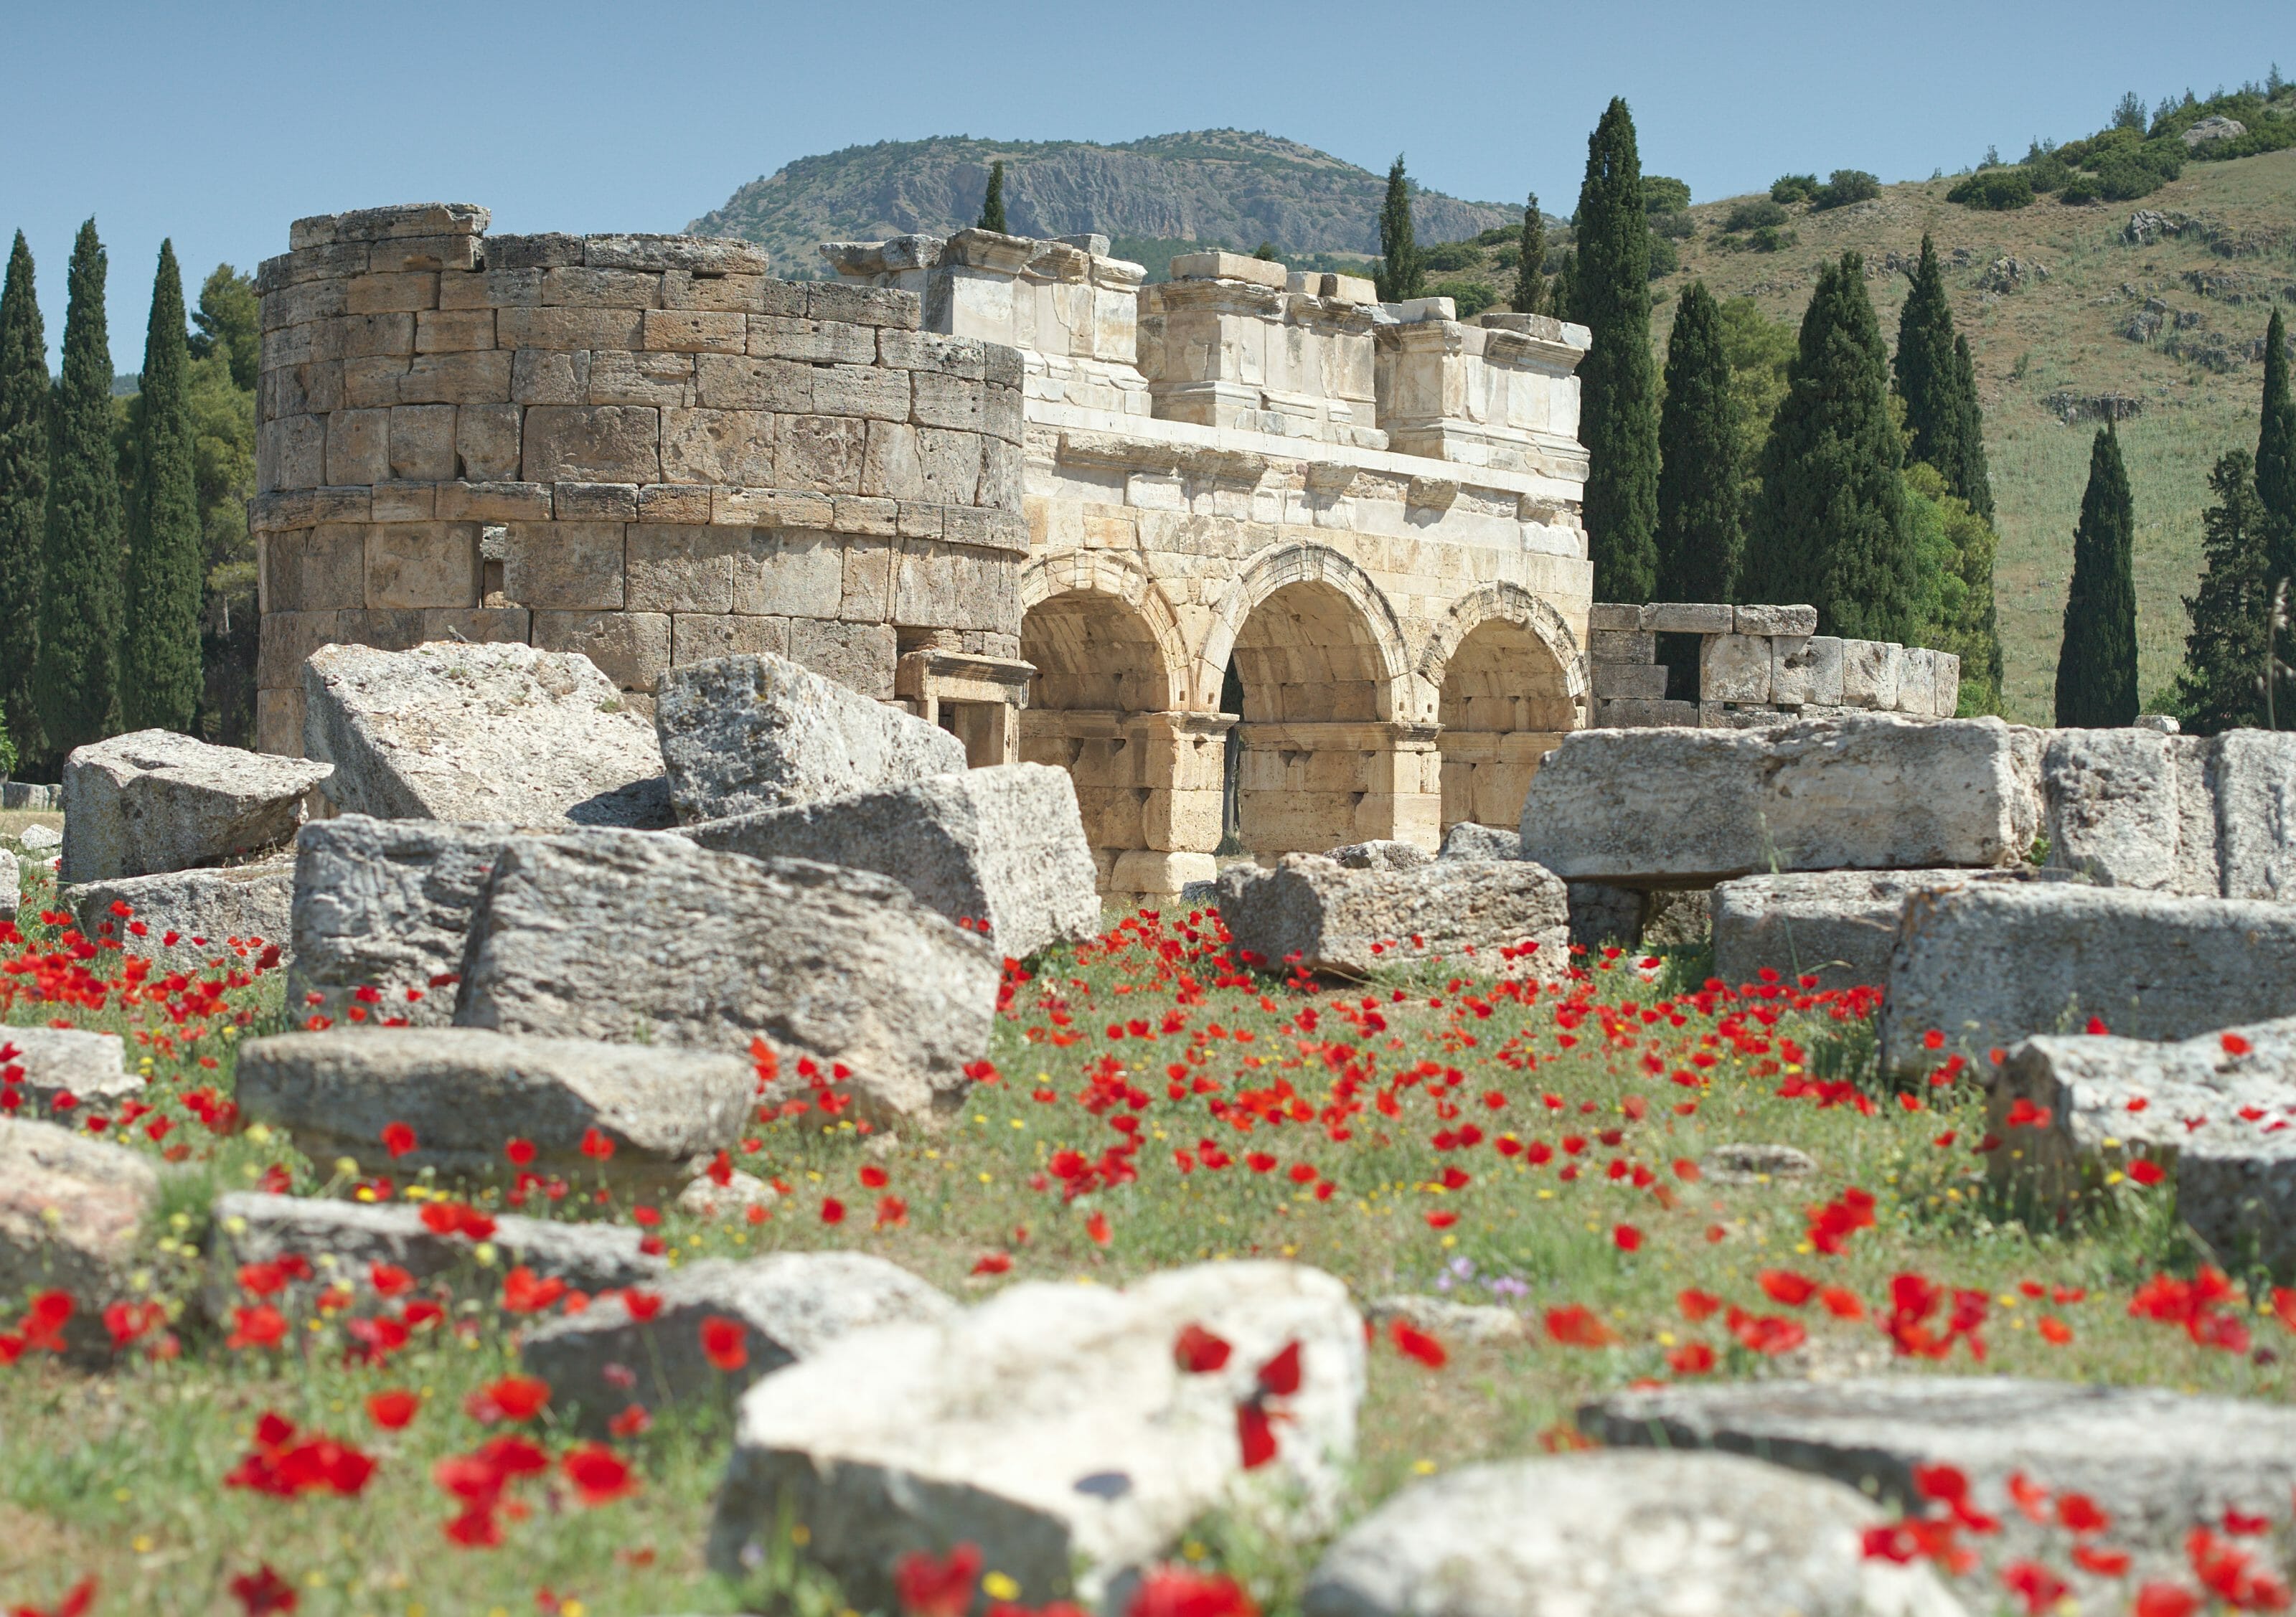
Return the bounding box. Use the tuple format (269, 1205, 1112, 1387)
(1429, 148, 2296, 725)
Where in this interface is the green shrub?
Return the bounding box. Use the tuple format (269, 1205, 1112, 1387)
(1812, 169, 1881, 211)
(1647, 235, 1680, 279)
(1429, 278, 1497, 316)
(1747, 225, 1796, 253)
(2059, 174, 2102, 205)
(1723, 198, 1788, 232)
(1644, 175, 1691, 214)
(1472, 225, 1517, 247)
(1651, 208, 1697, 240)
(1490, 244, 1520, 270)
(2022, 152, 2074, 193)
(1770, 173, 1819, 204)
(1947, 169, 2035, 209)
(1421, 240, 1479, 273)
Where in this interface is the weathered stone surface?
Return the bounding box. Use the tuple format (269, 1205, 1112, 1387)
(59, 729, 332, 882)
(1304, 1453, 1965, 1617)
(1639, 886, 1710, 948)
(1877, 884, 2296, 1075)
(687, 764, 1095, 959)
(1364, 1295, 1530, 1344)
(301, 641, 672, 826)
(66, 859, 295, 965)
(2042, 727, 2191, 890)
(1566, 882, 1645, 951)
(0, 1119, 159, 1362)
(1713, 869, 2018, 993)
(286, 816, 525, 1027)
(0, 1027, 137, 1114)
(1324, 839, 1434, 872)
(1519, 717, 2039, 886)
(709, 1262, 1363, 1609)
(204, 1191, 664, 1323)
(455, 830, 999, 1117)
(1436, 822, 1520, 861)
(1700, 1142, 1817, 1184)
(1582, 1378, 2296, 1565)
(653, 652, 966, 822)
(2211, 728, 2296, 901)
(523, 1252, 954, 1432)
(236, 1028, 751, 1185)
(1, 847, 17, 909)
(1990, 1020, 2296, 1276)
(1219, 855, 1569, 979)
(19, 821, 60, 849)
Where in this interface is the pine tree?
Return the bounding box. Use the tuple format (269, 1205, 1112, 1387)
(1655, 281, 1741, 600)
(1949, 334, 1995, 524)
(977, 161, 1007, 233)
(1573, 98, 1659, 601)
(121, 240, 203, 733)
(2172, 450, 2271, 735)
(2055, 423, 2140, 726)
(1510, 193, 1545, 315)
(1376, 156, 1423, 302)
(0, 232, 46, 768)
(1892, 235, 1995, 523)
(34, 220, 123, 758)
(2259, 306, 2295, 599)
(1743, 253, 1919, 640)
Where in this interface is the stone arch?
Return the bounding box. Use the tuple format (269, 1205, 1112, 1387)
(1419, 585, 1586, 834)
(1198, 543, 1412, 720)
(1018, 552, 1185, 715)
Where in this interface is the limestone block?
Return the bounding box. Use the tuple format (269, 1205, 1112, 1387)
(1594, 697, 1698, 727)
(1591, 661, 1668, 700)
(0, 1027, 135, 1118)
(911, 371, 984, 431)
(1935, 653, 1961, 716)
(511, 347, 591, 405)
(636, 483, 712, 524)
(1712, 869, 2020, 994)
(2212, 728, 2296, 901)
(1771, 636, 1845, 707)
(749, 316, 875, 366)
(672, 613, 788, 666)
(413, 308, 492, 352)
(0, 1120, 159, 1362)
(370, 480, 436, 522)
(364, 522, 479, 608)
(694, 354, 813, 413)
(553, 482, 638, 521)
(654, 651, 966, 821)
(324, 407, 390, 486)
(454, 830, 1000, 1118)
(1170, 251, 1290, 288)
(1304, 1453, 1964, 1617)
(788, 620, 898, 699)
(1642, 602, 1733, 633)
(1589, 630, 1654, 664)
(1219, 854, 1569, 979)
(530, 609, 672, 693)
(1111, 849, 1215, 897)
(260, 414, 326, 491)
(642, 309, 745, 354)
(1439, 821, 1521, 860)
(1699, 634, 1772, 704)
(1585, 603, 1646, 632)
(776, 414, 866, 493)
(735, 532, 844, 619)
(523, 1253, 954, 1435)
(65, 861, 295, 966)
(1325, 839, 1434, 872)
(236, 1028, 752, 1188)
(812, 364, 910, 423)
(1897, 647, 1940, 715)
(501, 520, 626, 610)
(1877, 883, 2296, 1075)
(1731, 604, 1818, 636)
(586, 348, 697, 407)
(520, 405, 662, 484)
(301, 640, 671, 824)
(456, 404, 521, 481)
(1838, 641, 1901, 710)
(496, 306, 645, 351)
(627, 524, 745, 615)
(1518, 717, 2039, 885)
(709, 1263, 1362, 1610)
(60, 730, 331, 882)
(2042, 727, 2189, 890)
(686, 763, 1098, 959)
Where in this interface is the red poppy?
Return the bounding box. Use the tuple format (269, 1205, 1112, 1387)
(1759, 1270, 1818, 1307)
(622, 1288, 663, 1322)
(367, 1390, 419, 1430)
(1085, 1210, 1111, 1246)
(466, 1375, 550, 1423)
(1236, 1401, 1277, 1469)
(504, 1137, 536, 1166)
(1544, 1304, 1618, 1347)
(1613, 1224, 1643, 1253)
(579, 1127, 616, 1161)
(380, 1121, 418, 1159)
(875, 1194, 909, 1229)
(499, 1267, 567, 1315)
(227, 1304, 286, 1351)
(971, 1251, 1013, 1276)
(1388, 1319, 1447, 1368)
(227, 1564, 298, 1616)
(1666, 1341, 1716, 1375)
(1173, 1324, 1233, 1373)
(860, 1164, 890, 1189)
(1999, 1561, 2068, 1617)
(893, 1542, 983, 1617)
(2133, 1584, 2198, 1616)
(369, 1262, 414, 1297)
(11, 1577, 95, 1617)
(1424, 1210, 1459, 1230)
(1128, 1568, 1258, 1617)
(1677, 1288, 1722, 1322)
(607, 1403, 652, 1438)
(700, 1315, 748, 1372)
(560, 1442, 637, 1505)
(2127, 1158, 2166, 1187)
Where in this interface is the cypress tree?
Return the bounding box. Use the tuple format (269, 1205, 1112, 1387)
(2259, 306, 2295, 595)
(1655, 281, 1741, 600)
(1744, 252, 1919, 640)
(1949, 334, 1995, 524)
(1510, 193, 1545, 315)
(1547, 250, 1576, 324)
(0, 232, 46, 768)
(121, 240, 202, 733)
(1892, 236, 1996, 523)
(977, 161, 1007, 233)
(1376, 156, 1423, 302)
(34, 220, 122, 758)
(2054, 423, 2140, 727)
(1573, 97, 1659, 602)
(2172, 450, 2270, 735)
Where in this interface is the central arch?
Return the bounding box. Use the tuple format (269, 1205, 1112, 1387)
(1421, 585, 1584, 834)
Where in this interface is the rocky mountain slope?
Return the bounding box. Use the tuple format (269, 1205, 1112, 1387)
(687, 129, 1516, 278)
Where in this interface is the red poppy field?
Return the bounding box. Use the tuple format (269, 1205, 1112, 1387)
(2, 852, 2292, 1617)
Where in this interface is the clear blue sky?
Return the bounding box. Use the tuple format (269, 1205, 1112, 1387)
(6, 0, 2287, 372)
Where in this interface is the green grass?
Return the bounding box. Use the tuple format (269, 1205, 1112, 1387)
(1, 869, 2290, 1615)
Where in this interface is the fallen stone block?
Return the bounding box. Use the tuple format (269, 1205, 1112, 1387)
(1, 847, 17, 910)
(0, 1118, 159, 1362)
(1304, 1452, 1965, 1617)
(1581, 1377, 2296, 1568)
(1699, 1142, 1817, 1184)
(302, 641, 671, 826)
(19, 822, 59, 850)
(1713, 869, 2023, 993)
(1436, 822, 1520, 861)
(0, 1027, 138, 1116)
(454, 830, 999, 1118)
(1877, 885, 2296, 1075)
(1219, 855, 1568, 979)
(1518, 716, 2040, 887)
(67, 859, 295, 968)
(708, 1261, 1363, 1610)
(286, 816, 524, 1028)
(2211, 728, 2296, 901)
(1990, 1019, 2296, 1276)
(522, 1252, 954, 1433)
(2041, 727, 2193, 892)
(654, 652, 966, 823)
(204, 1190, 664, 1324)
(685, 763, 1096, 960)
(235, 1028, 752, 1187)
(1324, 839, 1433, 872)
(58, 728, 331, 884)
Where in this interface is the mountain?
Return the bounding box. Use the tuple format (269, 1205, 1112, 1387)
(687, 129, 1519, 278)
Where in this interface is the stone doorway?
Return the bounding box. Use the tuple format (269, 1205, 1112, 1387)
(1436, 617, 1576, 835)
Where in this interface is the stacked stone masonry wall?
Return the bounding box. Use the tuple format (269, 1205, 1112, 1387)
(1587, 602, 1962, 727)
(250, 202, 1026, 755)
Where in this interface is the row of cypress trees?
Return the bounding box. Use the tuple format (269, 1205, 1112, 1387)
(0, 222, 206, 776)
